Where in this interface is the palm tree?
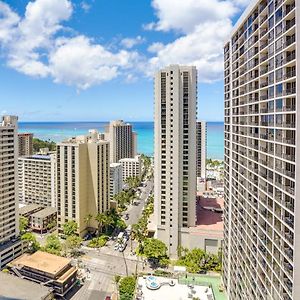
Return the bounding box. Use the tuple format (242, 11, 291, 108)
(84, 214, 93, 231)
(95, 213, 106, 236)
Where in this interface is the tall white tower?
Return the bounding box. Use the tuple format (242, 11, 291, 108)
(0, 116, 24, 269)
(224, 0, 298, 299)
(154, 65, 197, 258)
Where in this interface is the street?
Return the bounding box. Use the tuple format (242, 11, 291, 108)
(125, 177, 153, 226)
(70, 177, 153, 300)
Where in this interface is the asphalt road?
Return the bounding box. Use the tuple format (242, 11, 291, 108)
(70, 178, 153, 300)
(125, 178, 154, 226)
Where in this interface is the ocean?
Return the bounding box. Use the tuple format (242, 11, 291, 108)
(19, 121, 224, 160)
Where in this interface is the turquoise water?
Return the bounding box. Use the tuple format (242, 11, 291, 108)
(19, 121, 224, 160)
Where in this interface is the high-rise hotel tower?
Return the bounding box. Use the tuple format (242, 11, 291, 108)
(154, 65, 197, 258)
(0, 116, 24, 269)
(224, 0, 297, 299)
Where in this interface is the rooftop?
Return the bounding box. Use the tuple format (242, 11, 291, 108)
(19, 204, 43, 216)
(11, 251, 71, 276)
(137, 275, 219, 300)
(31, 207, 57, 219)
(0, 272, 53, 300)
(190, 195, 224, 237)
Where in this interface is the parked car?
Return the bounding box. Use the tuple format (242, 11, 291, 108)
(119, 243, 127, 252)
(124, 214, 129, 220)
(105, 296, 111, 300)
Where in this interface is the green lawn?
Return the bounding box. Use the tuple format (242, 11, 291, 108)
(178, 274, 227, 300)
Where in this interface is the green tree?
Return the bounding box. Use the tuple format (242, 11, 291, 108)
(33, 138, 56, 152)
(44, 234, 62, 255)
(143, 238, 167, 260)
(19, 216, 29, 234)
(65, 235, 82, 256)
(63, 220, 78, 236)
(119, 276, 136, 300)
(21, 232, 40, 253)
(95, 213, 106, 236)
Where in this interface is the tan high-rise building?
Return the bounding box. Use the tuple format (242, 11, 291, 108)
(56, 131, 110, 236)
(154, 65, 197, 258)
(18, 133, 33, 156)
(105, 120, 137, 163)
(18, 153, 56, 207)
(196, 121, 207, 179)
(224, 1, 297, 299)
(0, 116, 25, 269)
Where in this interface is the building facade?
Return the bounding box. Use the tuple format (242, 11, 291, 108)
(196, 121, 207, 179)
(18, 154, 56, 207)
(119, 155, 142, 181)
(18, 133, 33, 157)
(224, 1, 297, 299)
(105, 120, 137, 163)
(154, 65, 197, 258)
(0, 116, 24, 269)
(56, 131, 110, 236)
(110, 163, 123, 201)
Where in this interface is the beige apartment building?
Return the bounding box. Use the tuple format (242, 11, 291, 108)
(0, 116, 25, 269)
(224, 0, 297, 299)
(105, 120, 137, 162)
(18, 153, 56, 207)
(56, 131, 110, 236)
(18, 133, 33, 156)
(119, 155, 142, 181)
(196, 121, 207, 179)
(154, 65, 197, 258)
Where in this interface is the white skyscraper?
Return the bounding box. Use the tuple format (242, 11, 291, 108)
(18, 153, 56, 207)
(224, 0, 297, 299)
(154, 65, 197, 258)
(0, 116, 25, 269)
(196, 121, 207, 179)
(110, 163, 123, 201)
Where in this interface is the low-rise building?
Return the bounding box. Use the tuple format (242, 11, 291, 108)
(18, 153, 56, 207)
(9, 251, 78, 297)
(119, 155, 141, 181)
(110, 163, 123, 201)
(0, 272, 54, 300)
(31, 207, 57, 233)
(19, 204, 43, 219)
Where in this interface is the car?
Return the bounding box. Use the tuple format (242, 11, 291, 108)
(119, 243, 127, 252)
(124, 215, 129, 220)
(105, 296, 111, 300)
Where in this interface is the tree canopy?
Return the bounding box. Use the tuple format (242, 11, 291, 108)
(63, 220, 78, 236)
(44, 234, 62, 255)
(21, 232, 40, 253)
(143, 238, 167, 260)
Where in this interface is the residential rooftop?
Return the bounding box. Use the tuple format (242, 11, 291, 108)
(0, 272, 53, 300)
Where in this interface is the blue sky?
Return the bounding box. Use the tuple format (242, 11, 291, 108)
(0, 0, 249, 122)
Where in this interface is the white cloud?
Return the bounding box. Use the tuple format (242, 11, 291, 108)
(0, 0, 140, 89)
(120, 36, 145, 49)
(50, 36, 139, 89)
(145, 0, 251, 82)
(80, 1, 91, 13)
